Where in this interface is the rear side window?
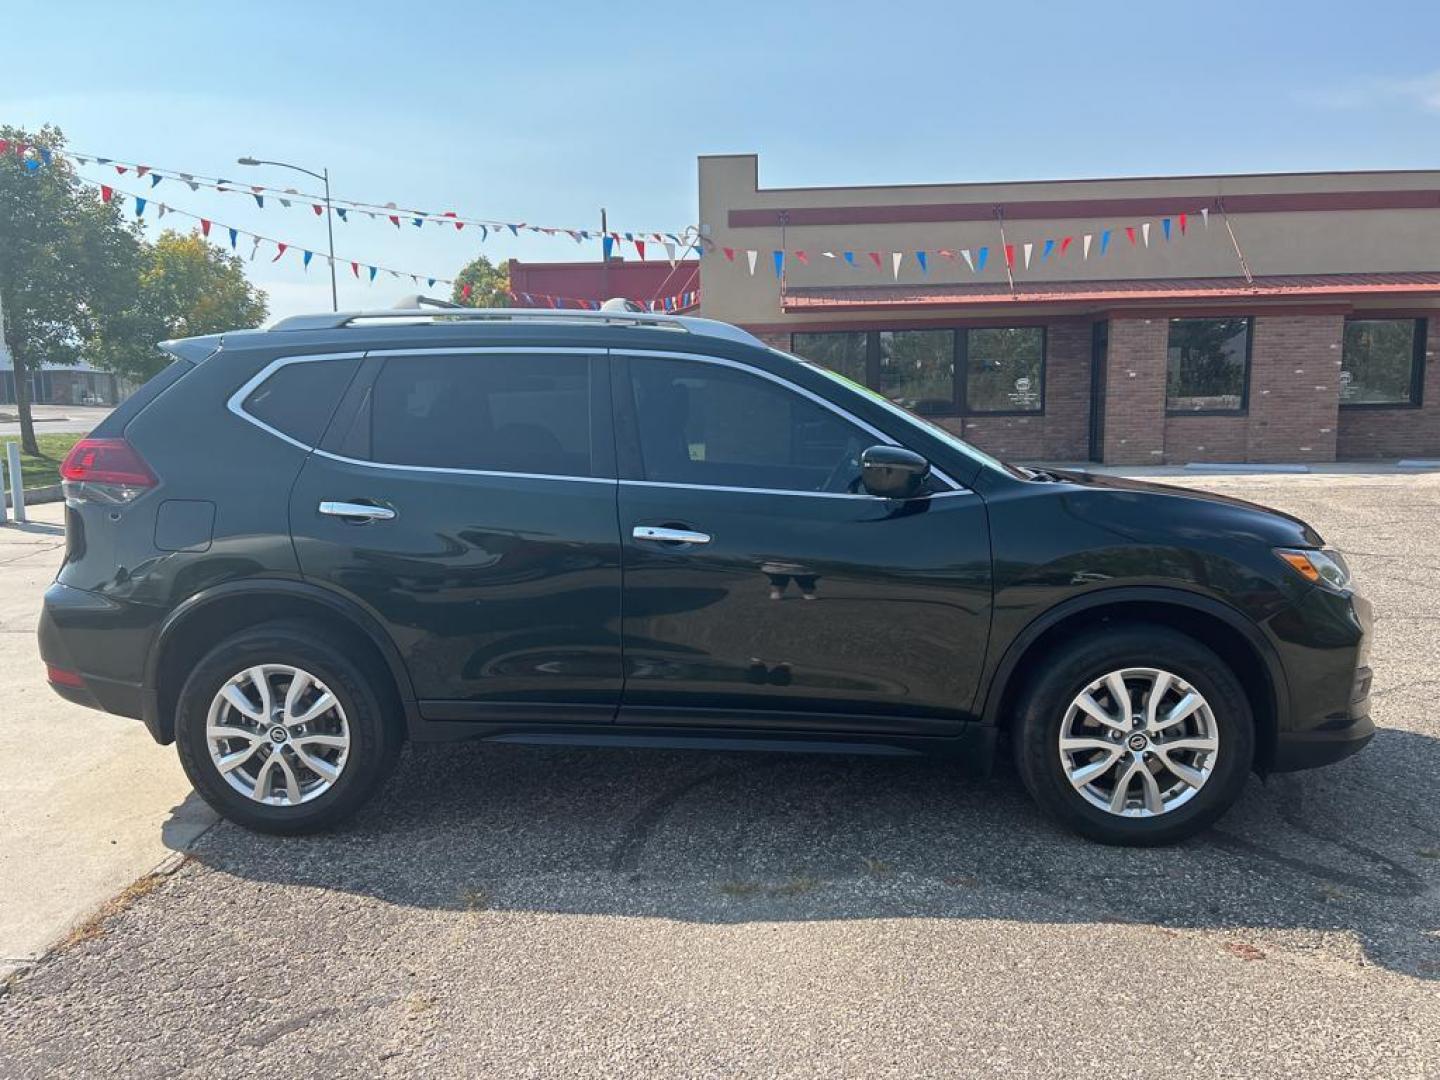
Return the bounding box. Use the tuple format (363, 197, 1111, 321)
(367, 353, 593, 477)
(242, 357, 361, 446)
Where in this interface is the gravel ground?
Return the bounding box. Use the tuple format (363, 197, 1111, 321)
(3, 472, 1439, 1079)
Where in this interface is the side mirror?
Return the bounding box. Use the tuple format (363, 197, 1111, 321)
(860, 445, 930, 499)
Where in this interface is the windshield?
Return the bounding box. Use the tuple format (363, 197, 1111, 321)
(774, 351, 1018, 478)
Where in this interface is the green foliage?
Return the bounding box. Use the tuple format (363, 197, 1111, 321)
(451, 255, 509, 307)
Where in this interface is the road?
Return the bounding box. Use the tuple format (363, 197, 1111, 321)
(2, 472, 1438, 1078)
(0, 405, 112, 438)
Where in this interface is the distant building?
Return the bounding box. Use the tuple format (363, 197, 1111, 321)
(0, 295, 130, 406)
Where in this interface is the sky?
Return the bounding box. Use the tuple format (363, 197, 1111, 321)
(5, 0, 1440, 321)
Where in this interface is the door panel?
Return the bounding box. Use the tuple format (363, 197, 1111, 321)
(289, 349, 622, 719)
(615, 351, 992, 732)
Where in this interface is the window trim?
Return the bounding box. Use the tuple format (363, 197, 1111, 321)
(957, 325, 1047, 417)
(611, 347, 963, 494)
(1163, 316, 1254, 417)
(1338, 316, 1427, 411)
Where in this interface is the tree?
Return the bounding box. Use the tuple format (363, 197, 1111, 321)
(94, 231, 268, 383)
(451, 255, 509, 307)
(0, 124, 144, 453)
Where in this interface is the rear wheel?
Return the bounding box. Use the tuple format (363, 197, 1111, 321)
(175, 622, 401, 834)
(1012, 625, 1254, 845)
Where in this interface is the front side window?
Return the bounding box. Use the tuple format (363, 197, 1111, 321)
(1341, 319, 1425, 407)
(367, 353, 593, 476)
(628, 356, 871, 494)
(962, 327, 1045, 413)
(1166, 317, 1251, 413)
(878, 330, 954, 414)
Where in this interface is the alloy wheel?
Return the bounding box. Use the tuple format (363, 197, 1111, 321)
(1058, 667, 1219, 818)
(205, 664, 351, 806)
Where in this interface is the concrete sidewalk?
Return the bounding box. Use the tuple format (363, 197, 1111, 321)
(0, 504, 214, 981)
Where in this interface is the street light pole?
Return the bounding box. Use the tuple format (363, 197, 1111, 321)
(237, 156, 339, 312)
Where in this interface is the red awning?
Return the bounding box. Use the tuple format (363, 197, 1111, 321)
(780, 272, 1440, 312)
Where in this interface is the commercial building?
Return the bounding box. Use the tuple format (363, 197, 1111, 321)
(696, 154, 1440, 464)
(507, 257, 699, 312)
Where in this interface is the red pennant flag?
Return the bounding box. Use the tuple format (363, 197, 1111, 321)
(351, 261, 360, 278)
(1125, 226, 1137, 246)
(1004, 244, 1015, 268)
(868, 251, 882, 269)
(1179, 213, 1188, 235)
(136, 165, 150, 177)
(271, 242, 287, 262)
(199, 218, 210, 236)
(723, 247, 735, 261)
(443, 211, 463, 231)
(115, 165, 128, 175)
(937, 249, 957, 261)
(388, 213, 400, 227)
(1059, 236, 1073, 255)
(312, 204, 323, 216)
(100, 185, 115, 203)
(794, 250, 809, 265)
(635, 240, 646, 260)
(461, 283, 473, 300)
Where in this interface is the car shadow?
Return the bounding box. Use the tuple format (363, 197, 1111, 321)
(176, 725, 1440, 979)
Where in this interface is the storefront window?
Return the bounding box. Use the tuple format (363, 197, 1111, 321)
(1341, 319, 1424, 407)
(962, 327, 1045, 413)
(789, 332, 868, 385)
(878, 330, 954, 414)
(1166, 317, 1251, 413)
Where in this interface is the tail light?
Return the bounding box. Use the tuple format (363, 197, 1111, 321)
(60, 438, 157, 504)
(46, 664, 86, 688)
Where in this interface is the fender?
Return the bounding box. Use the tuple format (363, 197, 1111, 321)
(977, 584, 1291, 731)
(144, 577, 420, 736)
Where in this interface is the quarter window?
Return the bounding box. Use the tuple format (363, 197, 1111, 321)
(627, 356, 871, 493)
(241, 356, 361, 446)
(1166, 317, 1251, 413)
(367, 353, 594, 476)
(1341, 319, 1425, 407)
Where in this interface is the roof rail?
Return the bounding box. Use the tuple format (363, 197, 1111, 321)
(266, 306, 766, 348)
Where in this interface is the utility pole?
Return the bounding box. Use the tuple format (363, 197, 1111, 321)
(600, 207, 609, 302)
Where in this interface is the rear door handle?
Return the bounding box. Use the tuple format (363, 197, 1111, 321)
(319, 501, 396, 522)
(633, 525, 711, 545)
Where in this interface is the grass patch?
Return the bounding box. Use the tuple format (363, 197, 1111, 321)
(1, 432, 85, 490)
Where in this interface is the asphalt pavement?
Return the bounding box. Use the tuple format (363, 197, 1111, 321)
(2, 472, 1439, 1079)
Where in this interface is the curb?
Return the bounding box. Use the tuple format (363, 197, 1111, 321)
(4, 484, 63, 509)
(1183, 463, 1312, 474)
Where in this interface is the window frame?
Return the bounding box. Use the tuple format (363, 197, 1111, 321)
(787, 326, 1047, 417)
(1163, 316, 1254, 417)
(1338, 316, 1427, 411)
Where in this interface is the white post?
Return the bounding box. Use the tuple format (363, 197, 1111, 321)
(0, 445, 7, 525)
(5, 441, 24, 523)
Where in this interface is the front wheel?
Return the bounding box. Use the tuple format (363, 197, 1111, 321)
(174, 621, 402, 834)
(1012, 625, 1254, 846)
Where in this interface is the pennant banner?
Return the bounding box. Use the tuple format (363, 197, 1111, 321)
(507, 288, 700, 313)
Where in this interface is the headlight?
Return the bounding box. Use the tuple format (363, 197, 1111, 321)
(1275, 548, 1352, 591)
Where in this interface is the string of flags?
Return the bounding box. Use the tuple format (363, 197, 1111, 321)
(3, 141, 696, 254)
(714, 208, 1213, 281)
(508, 288, 701, 313)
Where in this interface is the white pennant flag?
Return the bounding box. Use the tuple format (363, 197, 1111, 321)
(1082, 234, 1093, 260)
(156, 204, 168, 219)
(892, 251, 903, 279)
(1023, 242, 1033, 269)
(961, 248, 975, 272)
(664, 242, 677, 265)
(1141, 222, 1151, 247)
(746, 250, 758, 275)
(1200, 207, 1210, 228)
(249, 237, 262, 261)
(822, 251, 836, 259)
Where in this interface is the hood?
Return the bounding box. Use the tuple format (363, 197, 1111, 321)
(1040, 467, 1325, 549)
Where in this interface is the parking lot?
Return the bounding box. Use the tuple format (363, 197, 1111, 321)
(3, 470, 1439, 1078)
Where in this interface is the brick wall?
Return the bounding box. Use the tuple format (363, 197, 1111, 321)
(1337, 333, 1440, 459)
(1102, 318, 1169, 465)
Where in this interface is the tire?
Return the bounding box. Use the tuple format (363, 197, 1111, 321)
(174, 621, 402, 834)
(1012, 624, 1254, 846)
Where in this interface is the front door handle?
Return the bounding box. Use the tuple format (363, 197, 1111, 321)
(319, 500, 397, 522)
(633, 525, 711, 545)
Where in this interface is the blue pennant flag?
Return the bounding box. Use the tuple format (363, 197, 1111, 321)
(507, 224, 519, 237)
(23, 159, 39, 172)
(915, 250, 928, 273)
(252, 193, 264, 208)
(1100, 229, 1111, 255)
(368, 265, 378, 282)
(427, 278, 436, 288)
(228, 228, 238, 249)
(773, 250, 784, 278)
(477, 225, 488, 241)
(150, 174, 162, 187)
(39, 148, 52, 164)
(624, 232, 634, 242)
(843, 251, 856, 267)
(1042, 239, 1055, 261)
(976, 246, 989, 271)
(302, 250, 313, 269)
(603, 235, 614, 260)
(134, 196, 146, 216)
(412, 217, 423, 228)
(335, 207, 348, 222)
(1162, 217, 1172, 241)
